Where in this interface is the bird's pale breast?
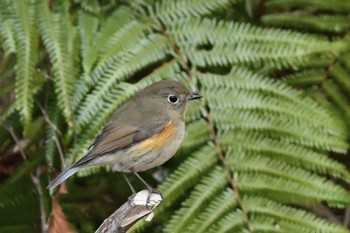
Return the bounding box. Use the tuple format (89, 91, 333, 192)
(110, 120, 185, 172)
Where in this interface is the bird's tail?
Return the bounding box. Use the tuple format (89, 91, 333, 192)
(48, 166, 79, 191)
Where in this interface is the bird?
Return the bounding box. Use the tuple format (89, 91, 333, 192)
(48, 80, 202, 194)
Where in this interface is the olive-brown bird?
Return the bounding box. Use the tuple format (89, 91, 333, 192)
(48, 80, 202, 192)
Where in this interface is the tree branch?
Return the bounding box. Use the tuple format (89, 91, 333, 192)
(95, 190, 162, 233)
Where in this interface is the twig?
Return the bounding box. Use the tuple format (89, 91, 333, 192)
(32, 168, 48, 233)
(36, 101, 62, 136)
(53, 136, 66, 167)
(7, 126, 28, 160)
(95, 190, 162, 233)
(6, 126, 48, 233)
(37, 101, 66, 167)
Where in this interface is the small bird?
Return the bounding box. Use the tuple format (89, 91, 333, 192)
(48, 80, 202, 192)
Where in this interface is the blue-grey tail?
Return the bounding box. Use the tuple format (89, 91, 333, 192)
(48, 166, 79, 191)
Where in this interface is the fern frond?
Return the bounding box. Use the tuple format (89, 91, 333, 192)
(167, 18, 325, 47)
(331, 64, 350, 94)
(165, 19, 346, 69)
(0, 1, 16, 55)
(78, 10, 99, 75)
(225, 142, 350, 182)
(159, 145, 217, 208)
(200, 67, 347, 139)
(164, 18, 344, 70)
(164, 166, 227, 233)
(10, 0, 39, 136)
(180, 119, 210, 153)
(266, 0, 350, 13)
(230, 154, 350, 206)
(0, 61, 17, 126)
(187, 192, 349, 233)
(0, 186, 39, 233)
(206, 211, 245, 233)
(79, 6, 135, 76)
(153, 0, 235, 21)
(323, 80, 350, 121)
(0, 104, 17, 128)
(199, 69, 349, 178)
(77, 0, 117, 14)
(184, 188, 237, 233)
(0, 166, 41, 233)
(212, 109, 345, 150)
(38, 0, 78, 127)
(98, 15, 152, 67)
(44, 94, 63, 169)
(283, 69, 325, 86)
(200, 71, 350, 205)
(262, 14, 350, 34)
(73, 7, 154, 109)
(0, 22, 16, 55)
(245, 197, 349, 233)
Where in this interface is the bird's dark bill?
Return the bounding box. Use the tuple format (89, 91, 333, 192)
(189, 94, 202, 101)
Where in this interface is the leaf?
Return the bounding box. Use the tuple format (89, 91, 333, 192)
(38, 0, 78, 127)
(11, 0, 39, 136)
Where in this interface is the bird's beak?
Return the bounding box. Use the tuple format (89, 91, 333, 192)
(188, 93, 203, 101)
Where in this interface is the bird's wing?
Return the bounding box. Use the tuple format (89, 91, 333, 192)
(72, 117, 170, 167)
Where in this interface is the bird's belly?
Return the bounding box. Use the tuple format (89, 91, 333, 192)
(109, 124, 185, 172)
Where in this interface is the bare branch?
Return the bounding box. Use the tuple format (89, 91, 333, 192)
(53, 136, 66, 167)
(6, 126, 28, 160)
(37, 101, 66, 167)
(95, 190, 162, 233)
(32, 168, 49, 233)
(6, 126, 49, 233)
(37, 101, 62, 136)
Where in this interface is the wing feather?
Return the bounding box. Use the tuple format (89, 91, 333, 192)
(72, 117, 170, 168)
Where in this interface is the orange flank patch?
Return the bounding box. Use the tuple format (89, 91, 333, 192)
(137, 121, 176, 154)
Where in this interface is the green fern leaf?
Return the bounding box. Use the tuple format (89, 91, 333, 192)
(262, 14, 350, 34)
(0, 1, 16, 55)
(38, 0, 78, 127)
(10, 0, 39, 136)
(164, 166, 227, 233)
(266, 0, 350, 13)
(152, 0, 236, 21)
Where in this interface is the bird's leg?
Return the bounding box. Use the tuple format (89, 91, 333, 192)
(123, 173, 136, 194)
(133, 171, 153, 190)
(123, 173, 139, 205)
(133, 171, 162, 208)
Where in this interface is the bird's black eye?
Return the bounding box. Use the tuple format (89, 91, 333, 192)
(168, 94, 178, 104)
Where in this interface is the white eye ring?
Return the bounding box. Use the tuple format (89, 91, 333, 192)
(168, 94, 179, 104)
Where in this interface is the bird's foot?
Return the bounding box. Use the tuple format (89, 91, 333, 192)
(146, 188, 163, 210)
